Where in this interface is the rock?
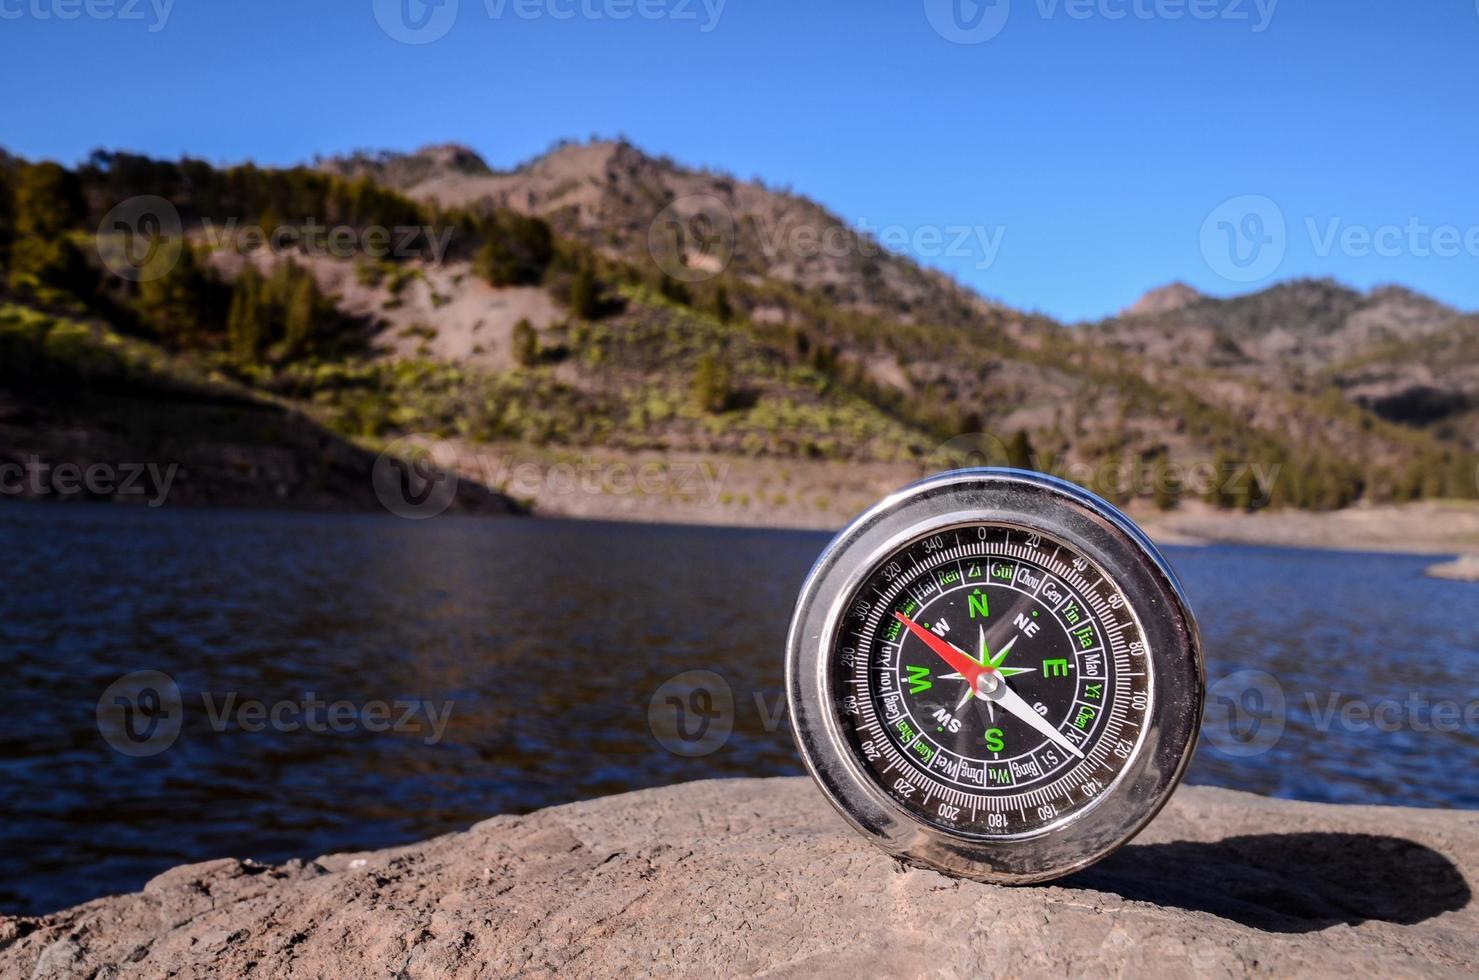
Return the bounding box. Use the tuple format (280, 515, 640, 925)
(1123, 282, 1205, 317)
(1428, 555, 1479, 582)
(0, 779, 1474, 977)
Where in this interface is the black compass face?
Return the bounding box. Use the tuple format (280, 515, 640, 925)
(829, 523, 1154, 839)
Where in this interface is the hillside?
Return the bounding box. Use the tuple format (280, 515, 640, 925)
(0, 305, 518, 514)
(1, 140, 1476, 519)
(1098, 279, 1478, 449)
(323, 140, 1013, 336)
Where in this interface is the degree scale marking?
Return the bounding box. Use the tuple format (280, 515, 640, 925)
(836, 526, 1153, 826)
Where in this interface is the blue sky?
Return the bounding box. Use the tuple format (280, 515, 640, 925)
(3, 0, 1477, 321)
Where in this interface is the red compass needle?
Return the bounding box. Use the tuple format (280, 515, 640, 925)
(892, 612, 990, 686)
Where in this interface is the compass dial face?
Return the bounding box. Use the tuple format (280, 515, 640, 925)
(829, 522, 1153, 840)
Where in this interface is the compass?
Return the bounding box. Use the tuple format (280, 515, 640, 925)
(785, 469, 1204, 883)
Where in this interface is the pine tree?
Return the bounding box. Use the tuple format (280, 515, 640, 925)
(1006, 430, 1036, 471)
(7, 162, 86, 294)
(0, 167, 12, 274)
(228, 266, 264, 362)
(1204, 452, 1232, 509)
(512, 318, 539, 367)
(658, 273, 691, 306)
(710, 285, 733, 324)
(1153, 472, 1180, 511)
(283, 274, 317, 357)
(136, 245, 219, 349)
(691, 352, 732, 413)
(568, 264, 600, 320)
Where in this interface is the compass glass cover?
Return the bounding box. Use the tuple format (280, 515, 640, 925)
(829, 522, 1154, 839)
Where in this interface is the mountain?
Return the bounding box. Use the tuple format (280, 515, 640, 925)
(0, 306, 519, 514)
(321, 140, 1010, 336)
(2, 140, 1476, 519)
(1123, 282, 1203, 317)
(1093, 279, 1477, 448)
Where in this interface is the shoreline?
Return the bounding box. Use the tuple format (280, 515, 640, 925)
(6, 442, 1479, 578)
(463, 444, 1479, 574)
(2, 778, 1474, 976)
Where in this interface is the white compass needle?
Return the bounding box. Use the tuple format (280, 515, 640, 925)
(987, 681, 1085, 760)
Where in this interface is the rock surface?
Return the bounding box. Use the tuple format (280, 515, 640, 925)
(2, 779, 1474, 978)
(1427, 555, 1479, 582)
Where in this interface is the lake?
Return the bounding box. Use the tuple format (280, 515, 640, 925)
(1, 503, 1475, 915)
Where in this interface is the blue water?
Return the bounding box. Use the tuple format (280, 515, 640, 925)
(0, 503, 1474, 915)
